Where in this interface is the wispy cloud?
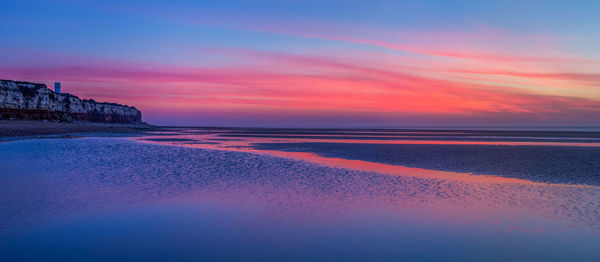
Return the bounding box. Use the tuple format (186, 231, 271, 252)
(2, 2, 599, 126)
(2, 48, 598, 126)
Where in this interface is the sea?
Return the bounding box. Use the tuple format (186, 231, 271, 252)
(1, 127, 599, 261)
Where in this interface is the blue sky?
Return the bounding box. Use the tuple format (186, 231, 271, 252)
(1, 0, 599, 126)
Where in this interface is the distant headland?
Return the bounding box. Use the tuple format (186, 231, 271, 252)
(0, 79, 143, 124)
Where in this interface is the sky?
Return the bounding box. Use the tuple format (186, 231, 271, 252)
(1, 0, 599, 127)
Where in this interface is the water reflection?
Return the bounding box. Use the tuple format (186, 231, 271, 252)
(1, 131, 599, 261)
(136, 131, 600, 233)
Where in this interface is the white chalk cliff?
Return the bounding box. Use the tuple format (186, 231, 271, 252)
(0, 79, 142, 124)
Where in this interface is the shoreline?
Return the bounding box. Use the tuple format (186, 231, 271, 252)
(0, 120, 155, 139)
(4, 122, 600, 186)
(255, 142, 600, 186)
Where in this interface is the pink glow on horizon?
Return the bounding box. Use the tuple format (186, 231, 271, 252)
(1, 42, 599, 126)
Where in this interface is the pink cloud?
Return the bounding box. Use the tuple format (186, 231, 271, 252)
(166, 13, 596, 66)
(2, 47, 598, 126)
(451, 69, 600, 84)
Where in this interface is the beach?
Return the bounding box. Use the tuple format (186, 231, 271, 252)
(0, 120, 153, 138)
(255, 142, 600, 185)
(4, 1, 600, 261)
(1, 128, 600, 261)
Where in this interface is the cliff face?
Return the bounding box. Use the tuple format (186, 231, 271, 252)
(0, 79, 142, 124)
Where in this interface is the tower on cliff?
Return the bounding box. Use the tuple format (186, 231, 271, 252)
(54, 82, 61, 93)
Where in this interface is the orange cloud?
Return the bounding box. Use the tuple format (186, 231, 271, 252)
(2, 47, 598, 126)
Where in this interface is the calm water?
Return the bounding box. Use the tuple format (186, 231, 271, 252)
(1, 128, 600, 261)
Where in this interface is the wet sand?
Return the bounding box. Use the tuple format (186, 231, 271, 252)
(137, 127, 600, 186)
(1, 137, 599, 261)
(0, 120, 153, 138)
(255, 142, 600, 185)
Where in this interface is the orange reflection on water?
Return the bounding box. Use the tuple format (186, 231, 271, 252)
(136, 134, 595, 187)
(242, 149, 541, 185)
(133, 132, 600, 235)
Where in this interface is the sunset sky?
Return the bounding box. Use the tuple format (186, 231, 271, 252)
(1, 0, 599, 127)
